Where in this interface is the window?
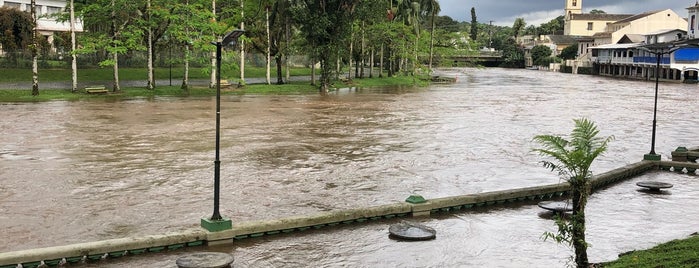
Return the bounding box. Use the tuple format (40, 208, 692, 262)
(47, 6, 62, 15)
(691, 15, 696, 31)
(573, 0, 577, 7)
(587, 22, 593, 31)
(35, 5, 43, 16)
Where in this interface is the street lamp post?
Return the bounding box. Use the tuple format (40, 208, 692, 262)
(201, 29, 245, 232)
(642, 45, 678, 161)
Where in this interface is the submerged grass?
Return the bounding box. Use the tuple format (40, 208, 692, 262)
(0, 75, 422, 102)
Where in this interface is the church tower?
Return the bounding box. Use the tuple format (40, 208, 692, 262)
(564, 0, 583, 35)
(688, 1, 699, 39)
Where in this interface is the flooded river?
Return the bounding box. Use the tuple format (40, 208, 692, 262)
(1, 68, 698, 267)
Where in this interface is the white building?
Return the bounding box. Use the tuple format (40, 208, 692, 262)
(589, 1, 699, 84)
(1, 0, 83, 45)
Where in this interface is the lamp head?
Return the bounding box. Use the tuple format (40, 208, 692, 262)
(222, 29, 245, 47)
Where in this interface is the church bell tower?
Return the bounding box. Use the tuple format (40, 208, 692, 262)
(564, 0, 583, 35)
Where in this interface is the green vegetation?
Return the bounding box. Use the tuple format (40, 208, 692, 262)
(0, 75, 422, 102)
(601, 235, 699, 267)
(533, 118, 614, 268)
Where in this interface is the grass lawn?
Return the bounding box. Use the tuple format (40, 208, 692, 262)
(600, 234, 699, 267)
(0, 75, 426, 102)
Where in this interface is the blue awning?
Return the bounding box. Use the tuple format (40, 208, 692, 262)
(674, 48, 699, 62)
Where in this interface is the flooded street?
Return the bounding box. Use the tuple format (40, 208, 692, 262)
(1, 68, 698, 266)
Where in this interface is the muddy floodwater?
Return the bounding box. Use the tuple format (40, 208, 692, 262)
(1, 68, 698, 267)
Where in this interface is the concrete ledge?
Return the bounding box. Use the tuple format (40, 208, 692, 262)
(207, 203, 412, 242)
(411, 183, 570, 214)
(0, 230, 207, 266)
(659, 160, 699, 170)
(590, 161, 658, 189)
(0, 160, 674, 267)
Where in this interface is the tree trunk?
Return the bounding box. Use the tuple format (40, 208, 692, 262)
(369, 48, 374, 78)
(275, 55, 284, 84)
(265, 6, 271, 85)
(181, 0, 190, 90)
(379, 45, 384, 78)
(348, 29, 353, 80)
(429, 2, 435, 71)
(571, 184, 589, 268)
(210, 0, 216, 88)
(31, 0, 39, 96)
(146, 0, 154, 90)
(182, 45, 190, 90)
(336, 55, 341, 80)
(111, 0, 120, 92)
(285, 16, 290, 83)
(360, 22, 365, 78)
(239, 0, 245, 85)
(70, 0, 77, 92)
(319, 59, 330, 94)
(112, 49, 120, 92)
(311, 55, 316, 86)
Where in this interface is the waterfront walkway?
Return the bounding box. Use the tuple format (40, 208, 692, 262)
(1, 159, 697, 268)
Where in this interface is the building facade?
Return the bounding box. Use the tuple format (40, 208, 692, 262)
(0, 0, 83, 45)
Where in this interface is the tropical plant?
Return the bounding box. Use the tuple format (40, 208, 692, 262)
(291, 0, 359, 93)
(512, 18, 525, 40)
(560, 44, 578, 60)
(469, 7, 477, 41)
(532, 118, 614, 268)
(531, 44, 552, 66)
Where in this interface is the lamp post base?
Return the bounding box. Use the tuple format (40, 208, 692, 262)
(201, 217, 232, 232)
(643, 153, 661, 161)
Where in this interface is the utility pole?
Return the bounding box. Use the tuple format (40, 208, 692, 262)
(489, 20, 493, 49)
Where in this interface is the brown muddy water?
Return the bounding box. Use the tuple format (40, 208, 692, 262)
(1, 68, 698, 267)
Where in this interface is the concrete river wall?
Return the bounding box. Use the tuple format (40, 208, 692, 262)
(1, 159, 698, 268)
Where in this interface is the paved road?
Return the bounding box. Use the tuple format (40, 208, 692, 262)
(0, 76, 314, 90)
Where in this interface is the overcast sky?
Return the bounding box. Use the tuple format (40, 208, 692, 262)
(438, 0, 695, 27)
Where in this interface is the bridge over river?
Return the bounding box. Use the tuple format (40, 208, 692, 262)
(449, 51, 504, 66)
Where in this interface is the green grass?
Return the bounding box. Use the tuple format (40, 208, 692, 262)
(0, 75, 423, 102)
(600, 235, 699, 267)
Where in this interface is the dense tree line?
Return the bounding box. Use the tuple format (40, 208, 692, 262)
(2, 1, 581, 94)
(66, 0, 450, 94)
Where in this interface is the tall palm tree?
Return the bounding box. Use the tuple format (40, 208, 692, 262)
(532, 118, 614, 268)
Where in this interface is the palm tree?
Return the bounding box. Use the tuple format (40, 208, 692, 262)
(512, 17, 525, 40)
(532, 118, 614, 268)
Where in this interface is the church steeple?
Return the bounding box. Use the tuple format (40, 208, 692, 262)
(688, 1, 699, 39)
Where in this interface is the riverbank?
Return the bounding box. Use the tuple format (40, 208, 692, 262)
(0, 75, 427, 102)
(600, 234, 699, 267)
